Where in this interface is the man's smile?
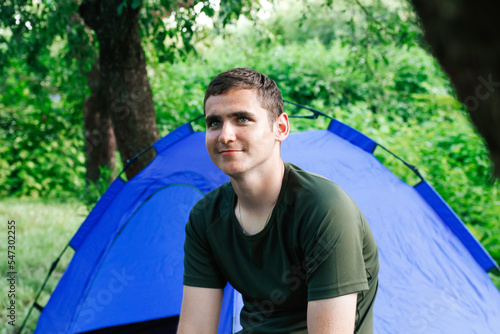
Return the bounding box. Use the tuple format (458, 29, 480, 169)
(219, 149, 242, 155)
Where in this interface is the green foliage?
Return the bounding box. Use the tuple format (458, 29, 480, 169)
(140, 0, 264, 63)
(0, 55, 87, 199)
(259, 0, 423, 49)
(0, 0, 97, 199)
(0, 0, 95, 76)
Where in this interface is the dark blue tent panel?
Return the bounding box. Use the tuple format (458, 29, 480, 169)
(35, 119, 500, 334)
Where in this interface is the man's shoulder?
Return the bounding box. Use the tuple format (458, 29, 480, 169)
(284, 162, 363, 228)
(285, 162, 349, 202)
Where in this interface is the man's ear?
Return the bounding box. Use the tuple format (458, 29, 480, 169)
(275, 113, 289, 142)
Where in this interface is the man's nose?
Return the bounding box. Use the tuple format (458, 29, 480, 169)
(219, 123, 236, 144)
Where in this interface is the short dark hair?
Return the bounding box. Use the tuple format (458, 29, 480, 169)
(204, 68, 284, 124)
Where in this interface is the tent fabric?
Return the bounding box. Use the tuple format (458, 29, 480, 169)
(414, 180, 497, 272)
(328, 119, 377, 153)
(69, 178, 126, 251)
(35, 118, 500, 334)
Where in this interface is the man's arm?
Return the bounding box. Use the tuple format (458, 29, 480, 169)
(177, 286, 224, 334)
(307, 293, 358, 334)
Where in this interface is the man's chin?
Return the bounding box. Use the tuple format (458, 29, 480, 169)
(219, 164, 245, 178)
(222, 168, 244, 178)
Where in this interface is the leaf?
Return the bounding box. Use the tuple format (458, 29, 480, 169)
(117, 2, 125, 16)
(382, 55, 389, 65)
(131, 0, 142, 10)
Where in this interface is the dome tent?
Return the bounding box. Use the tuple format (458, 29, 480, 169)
(30, 102, 500, 333)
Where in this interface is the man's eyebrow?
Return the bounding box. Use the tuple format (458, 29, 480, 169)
(229, 111, 254, 118)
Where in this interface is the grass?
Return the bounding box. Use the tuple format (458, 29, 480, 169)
(0, 198, 88, 334)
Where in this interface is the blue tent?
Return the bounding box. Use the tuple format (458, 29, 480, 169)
(33, 105, 500, 333)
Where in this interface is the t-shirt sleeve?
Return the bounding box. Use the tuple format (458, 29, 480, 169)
(183, 203, 227, 289)
(300, 185, 369, 301)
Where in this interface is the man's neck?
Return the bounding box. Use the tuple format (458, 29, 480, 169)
(230, 159, 285, 215)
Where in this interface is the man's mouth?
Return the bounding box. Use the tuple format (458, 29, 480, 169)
(219, 150, 241, 155)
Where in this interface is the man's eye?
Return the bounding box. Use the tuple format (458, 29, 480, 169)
(209, 121, 221, 127)
(238, 117, 249, 123)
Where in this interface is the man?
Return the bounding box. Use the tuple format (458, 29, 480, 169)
(177, 68, 379, 334)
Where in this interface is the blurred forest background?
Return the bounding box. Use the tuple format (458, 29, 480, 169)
(0, 0, 499, 332)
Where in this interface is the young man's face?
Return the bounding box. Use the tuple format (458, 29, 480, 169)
(204, 89, 285, 177)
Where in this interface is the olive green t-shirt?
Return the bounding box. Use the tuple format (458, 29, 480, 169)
(183, 162, 379, 333)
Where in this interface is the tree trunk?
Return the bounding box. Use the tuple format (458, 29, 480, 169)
(80, 0, 159, 180)
(84, 62, 117, 183)
(409, 0, 500, 177)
